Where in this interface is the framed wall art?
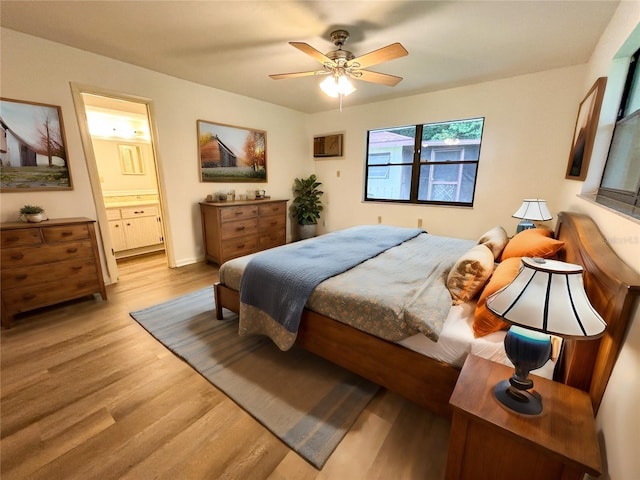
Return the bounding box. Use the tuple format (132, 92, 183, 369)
(565, 77, 607, 180)
(0, 97, 73, 190)
(197, 120, 266, 182)
(314, 133, 343, 158)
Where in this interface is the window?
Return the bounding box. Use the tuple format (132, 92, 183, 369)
(365, 118, 484, 206)
(597, 47, 640, 219)
(368, 153, 391, 179)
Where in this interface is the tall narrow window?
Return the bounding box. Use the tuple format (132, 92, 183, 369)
(597, 48, 640, 219)
(365, 118, 484, 206)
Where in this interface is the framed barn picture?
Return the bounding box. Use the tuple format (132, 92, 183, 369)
(197, 120, 267, 182)
(0, 97, 73, 191)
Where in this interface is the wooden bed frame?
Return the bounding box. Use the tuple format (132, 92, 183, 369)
(214, 212, 640, 417)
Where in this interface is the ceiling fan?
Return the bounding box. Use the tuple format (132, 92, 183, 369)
(269, 30, 408, 100)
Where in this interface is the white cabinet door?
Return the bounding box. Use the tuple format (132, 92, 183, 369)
(123, 216, 162, 249)
(109, 220, 128, 252)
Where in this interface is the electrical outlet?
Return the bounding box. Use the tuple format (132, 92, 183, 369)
(337, 170, 340, 177)
(418, 218, 423, 227)
(377, 216, 382, 224)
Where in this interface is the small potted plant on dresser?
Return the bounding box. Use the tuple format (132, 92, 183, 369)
(290, 174, 324, 240)
(19, 205, 45, 223)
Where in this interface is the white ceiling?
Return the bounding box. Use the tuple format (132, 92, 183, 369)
(1, 1, 619, 113)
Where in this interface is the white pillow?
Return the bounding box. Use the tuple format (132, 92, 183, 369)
(477, 226, 509, 260)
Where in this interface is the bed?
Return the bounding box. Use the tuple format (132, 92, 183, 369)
(214, 212, 640, 417)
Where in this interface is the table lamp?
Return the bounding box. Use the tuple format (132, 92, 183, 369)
(486, 257, 606, 415)
(512, 199, 552, 233)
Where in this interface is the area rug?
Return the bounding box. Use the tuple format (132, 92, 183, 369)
(129, 287, 379, 469)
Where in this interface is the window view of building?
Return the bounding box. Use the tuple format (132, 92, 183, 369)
(365, 118, 484, 206)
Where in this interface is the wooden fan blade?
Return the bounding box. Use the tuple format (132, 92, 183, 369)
(289, 42, 335, 65)
(269, 70, 326, 80)
(349, 43, 408, 69)
(356, 70, 404, 87)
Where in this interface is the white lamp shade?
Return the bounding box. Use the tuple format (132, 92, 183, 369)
(512, 199, 552, 221)
(486, 257, 606, 339)
(320, 75, 356, 97)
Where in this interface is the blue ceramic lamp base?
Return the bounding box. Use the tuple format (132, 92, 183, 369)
(516, 219, 536, 233)
(495, 326, 553, 416)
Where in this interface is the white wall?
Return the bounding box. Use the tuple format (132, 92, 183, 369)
(306, 65, 587, 240)
(92, 139, 157, 194)
(0, 28, 311, 266)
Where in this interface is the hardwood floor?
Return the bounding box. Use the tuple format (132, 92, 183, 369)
(1, 253, 450, 479)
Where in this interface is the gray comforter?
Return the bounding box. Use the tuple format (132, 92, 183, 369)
(228, 226, 475, 351)
(239, 225, 423, 348)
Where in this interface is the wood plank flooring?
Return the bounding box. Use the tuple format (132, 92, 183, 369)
(1, 253, 450, 479)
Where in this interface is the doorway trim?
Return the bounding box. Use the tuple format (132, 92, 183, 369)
(70, 82, 175, 283)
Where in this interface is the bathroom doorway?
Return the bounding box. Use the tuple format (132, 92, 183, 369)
(72, 85, 172, 284)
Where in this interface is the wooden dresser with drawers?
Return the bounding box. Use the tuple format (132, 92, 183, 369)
(199, 199, 287, 265)
(0, 217, 107, 328)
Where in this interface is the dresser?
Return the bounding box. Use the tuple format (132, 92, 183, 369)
(1, 217, 107, 328)
(199, 199, 287, 265)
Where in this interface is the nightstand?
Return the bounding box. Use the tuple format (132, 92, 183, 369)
(445, 354, 601, 480)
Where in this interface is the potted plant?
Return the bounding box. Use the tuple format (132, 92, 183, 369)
(290, 174, 324, 240)
(19, 205, 45, 223)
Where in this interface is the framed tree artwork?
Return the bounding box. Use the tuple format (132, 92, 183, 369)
(0, 97, 73, 190)
(565, 77, 607, 180)
(197, 120, 267, 182)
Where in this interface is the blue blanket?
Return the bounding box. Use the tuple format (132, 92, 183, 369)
(239, 225, 424, 334)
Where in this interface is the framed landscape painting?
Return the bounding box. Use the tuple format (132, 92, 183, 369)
(0, 97, 73, 190)
(197, 120, 267, 182)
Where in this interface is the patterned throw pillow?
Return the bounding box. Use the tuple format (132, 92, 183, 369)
(447, 244, 495, 305)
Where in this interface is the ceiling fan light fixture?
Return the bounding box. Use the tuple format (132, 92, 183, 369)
(320, 74, 356, 98)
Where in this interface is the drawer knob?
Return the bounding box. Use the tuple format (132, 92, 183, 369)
(71, 266, 83, 271)
(10, 253, 24, 260)
(67, 247, 78, 253)
(15, 274, 28, 281)
(237, 244, 245, 249)
(236, 226, 245, 231)
(23, 293, 36, 301)
(61, 231, 73, 237)
(134, 210, 144, 214)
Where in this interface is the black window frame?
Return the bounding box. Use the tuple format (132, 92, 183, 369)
(364, 117, 485, 207)
(596, 47, 640, 219)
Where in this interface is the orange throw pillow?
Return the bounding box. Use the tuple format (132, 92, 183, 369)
(501, 228, 564, 260)
(473, 257, 523, 337)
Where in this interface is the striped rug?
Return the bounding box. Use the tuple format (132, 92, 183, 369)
(129, 287, 379, 469)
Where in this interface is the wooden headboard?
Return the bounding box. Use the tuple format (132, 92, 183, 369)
(555, 212, 640, 414)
